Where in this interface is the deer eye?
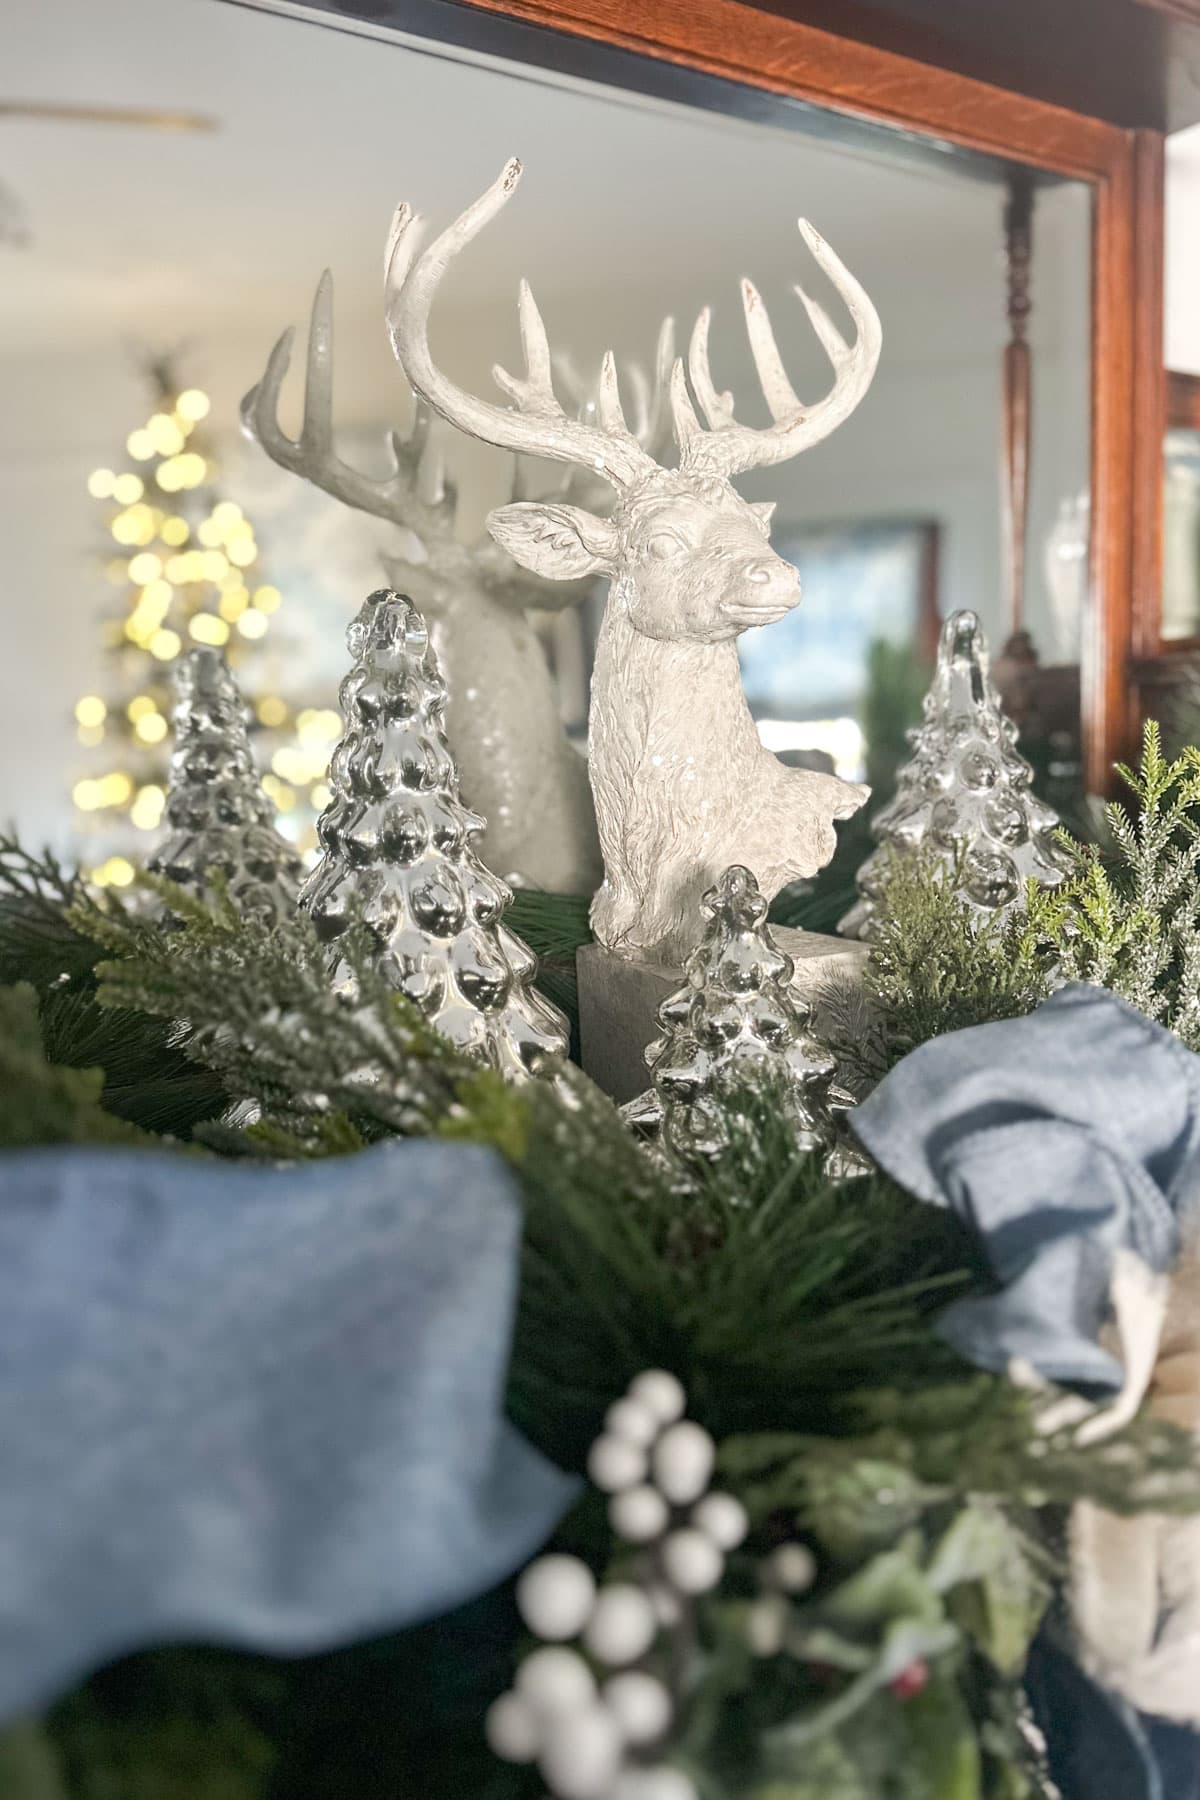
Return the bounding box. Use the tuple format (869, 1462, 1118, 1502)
(645, 530, 686, 561)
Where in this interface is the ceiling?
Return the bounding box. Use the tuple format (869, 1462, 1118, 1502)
(0, 0, 1040, 374)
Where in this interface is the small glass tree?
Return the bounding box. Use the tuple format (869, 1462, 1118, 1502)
(625, 864, 860, 1170)
(301, 589, 568, 1082)
(148, 649, 302, 924)
(841, 610, 1065, 938)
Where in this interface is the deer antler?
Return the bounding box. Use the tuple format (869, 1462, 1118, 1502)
(553, 315, 678, 466)
(385, 159, 657, 493)
(385, 162, 879, 493)
(241, 269, 455, 543)
(673, 220, 881, 478)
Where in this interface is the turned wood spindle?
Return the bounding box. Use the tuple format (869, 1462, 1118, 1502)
(1001, 171, 1035, 640)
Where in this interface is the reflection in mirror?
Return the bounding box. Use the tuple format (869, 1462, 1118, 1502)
(1, 0, 1090, 895)
(1164, 374, 1200, 644)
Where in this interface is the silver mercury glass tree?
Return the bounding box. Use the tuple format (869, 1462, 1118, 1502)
(147, 648, 302, 923)
(300, 588, 569, 1082)
(624, 864, 868, 1176)
(839, 609, 1066, 939)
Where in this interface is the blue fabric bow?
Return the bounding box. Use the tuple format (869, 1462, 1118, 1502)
(0, 1139, 577, 1725)
(851, 984, 1200, 1388)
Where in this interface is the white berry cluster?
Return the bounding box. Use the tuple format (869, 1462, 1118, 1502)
(485, 1370, 748, 1800)
(743, 1542, 819, 1658)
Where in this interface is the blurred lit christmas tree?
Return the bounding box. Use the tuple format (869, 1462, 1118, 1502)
(73, 359, 341, 888)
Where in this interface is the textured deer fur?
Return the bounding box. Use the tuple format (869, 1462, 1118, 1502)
(384, 160, 880, 958)
(242, 273, 618, 893)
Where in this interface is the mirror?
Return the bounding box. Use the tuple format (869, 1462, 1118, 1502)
(1, 0, 1092, 889)
(1164, 371, 1200, 644)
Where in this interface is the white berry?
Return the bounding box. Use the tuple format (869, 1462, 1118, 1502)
(602, 1670, 673, 1744)
(745, 1594, 789, 1657)
(516, 1646, 596, 1716)
(609, 1484, 670, 1544)
(648, 1582, 684, 1628)
(765, 1544, 817, 1594)
(660, 1528, 723, 1595)
(538, 1703, 623, 1799)
(516, 1555, 597, 1641)
(628, 1369, 687, 1425)
(691, 1492, 748, 1551)
(652, 1422, 715, 1506)
(582, 1583, 658, 1665)
(588, 1434, 647, 1493)
(484, 1691, 542, 1762)
(605, 1396, 660, 1447)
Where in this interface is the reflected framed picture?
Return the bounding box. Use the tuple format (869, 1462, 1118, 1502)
(736, 518, 939, 776)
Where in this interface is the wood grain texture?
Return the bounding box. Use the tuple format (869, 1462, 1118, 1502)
(451, 0, 1121, 176)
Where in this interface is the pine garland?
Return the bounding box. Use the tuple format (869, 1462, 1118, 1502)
(1, 739, 1200, 1798)
(855, 722, 1200, 1068)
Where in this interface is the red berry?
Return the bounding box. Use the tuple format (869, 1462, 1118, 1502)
(889, 1659, 930, 1700)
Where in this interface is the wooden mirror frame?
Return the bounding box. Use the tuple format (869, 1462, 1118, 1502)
(237, 0, 1166, 792)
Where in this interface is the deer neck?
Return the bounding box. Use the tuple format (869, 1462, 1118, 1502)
(590, 602, 761, 771)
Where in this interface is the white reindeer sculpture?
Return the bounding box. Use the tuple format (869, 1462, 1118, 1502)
(384, 159, 879, 960)
(242, 272, 671, 894)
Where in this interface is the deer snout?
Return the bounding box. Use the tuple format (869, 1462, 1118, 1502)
(723, 558, 801, 627)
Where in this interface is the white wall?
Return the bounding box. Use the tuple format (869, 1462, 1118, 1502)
(1168, 125, 1200, 374)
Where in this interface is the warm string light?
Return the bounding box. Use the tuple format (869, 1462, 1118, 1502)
(76, 382, 329, 861)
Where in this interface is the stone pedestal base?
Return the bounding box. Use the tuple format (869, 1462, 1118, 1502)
(576, 928, 867, 1105)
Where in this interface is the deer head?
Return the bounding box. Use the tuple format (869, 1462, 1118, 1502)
(384, 160, 878, 629)
(383, 160, 880, 956)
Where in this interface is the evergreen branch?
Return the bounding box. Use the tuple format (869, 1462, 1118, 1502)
(87, 885, 478, 1141)
(0, 834, 107, 991)
(720, 1378, 1200, 1527)
(0, 982, 161, 1150)
(504, 888, 593, 960)
(855, 855, 1058, 1072)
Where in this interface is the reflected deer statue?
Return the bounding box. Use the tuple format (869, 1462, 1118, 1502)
(242, 274, 672, 893)
(384, 159, 879, 960)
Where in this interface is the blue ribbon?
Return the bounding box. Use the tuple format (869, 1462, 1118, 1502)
(0, 1139, 577, 1723)
(852, 984, 1200, 1388)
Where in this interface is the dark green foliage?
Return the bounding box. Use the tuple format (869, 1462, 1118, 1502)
(861, 638, 932, 814)
(0, 1721, 69, 1800)
(0, 837, 100, 992)
(0, 839, 228, 1138)
(47, 1650, 282, 1800)
(1047, 722, 1200, 1047)
(0, 983, 160, 1150)
(855, 722, 1200, 1066)
(443, 1067, 979, 1469)
(0, 818, 1195, 1798)
(503, 887, 593, 1045)
(84, 875, 477, 1144)
(851, 857, 1065, 1077)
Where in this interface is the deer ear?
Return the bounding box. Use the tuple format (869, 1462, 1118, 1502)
(487, 502, 617, 581)
(749, 501, 777, 531)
